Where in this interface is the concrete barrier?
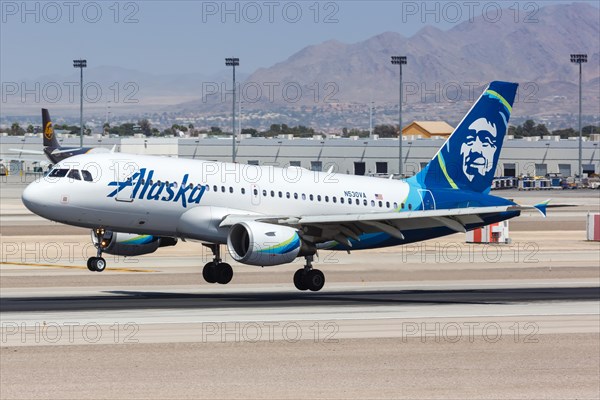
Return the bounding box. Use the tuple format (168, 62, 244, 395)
(586, 213, 600, 241)
(466, 221, 510, 244)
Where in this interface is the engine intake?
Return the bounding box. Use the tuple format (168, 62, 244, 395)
(227, 221, 312, 266)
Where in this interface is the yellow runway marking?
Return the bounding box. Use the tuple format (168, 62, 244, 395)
(0, 261, 156, 273)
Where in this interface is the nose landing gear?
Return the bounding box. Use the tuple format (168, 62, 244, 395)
(87, 228, 107, 272)
(202, 244, 233, 285)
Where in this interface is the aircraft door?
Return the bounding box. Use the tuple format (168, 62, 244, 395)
(418, 189, 436, 210)
(115, 175, 135, 202)
(111, 161, 138, 202)
(251, 184, 261, 206)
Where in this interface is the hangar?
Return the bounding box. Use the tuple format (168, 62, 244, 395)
(402, 121, 454, 138)
(1, 132, 598, 178)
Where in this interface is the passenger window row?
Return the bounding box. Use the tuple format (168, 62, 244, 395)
(199, 183, 409, 210)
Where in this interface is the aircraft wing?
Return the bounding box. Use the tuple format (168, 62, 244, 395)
(6, 149, 50, 165)
(1, 154, 49, 164)
(219, 203, 548, 245)
(8, 148, 45, 155)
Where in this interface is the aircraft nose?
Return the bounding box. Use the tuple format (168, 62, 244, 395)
(22, 182, 45, 215)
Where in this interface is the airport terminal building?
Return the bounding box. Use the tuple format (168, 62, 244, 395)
(1, 133, 599, 179)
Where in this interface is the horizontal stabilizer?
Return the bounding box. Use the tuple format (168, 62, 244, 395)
(9, 148, 45, 155)
(507, 200, 552, 218)
(534, 199, 551, 218)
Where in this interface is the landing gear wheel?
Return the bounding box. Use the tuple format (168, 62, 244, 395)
(202, 244, 235, 285)
(202, 262, 217, 283)
(87, 257, 106, 272)
(93, 257, 106, 272)
(293, 255, 324, 292)
(293, 269, 308, 291)
(216, 263, 233, 285)
(306, 269, 325, 292)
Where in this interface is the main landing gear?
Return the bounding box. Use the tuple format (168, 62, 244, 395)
(87, 228, 107, 272)
(293, 255, 325, 292)
(202, 244, 233, 285)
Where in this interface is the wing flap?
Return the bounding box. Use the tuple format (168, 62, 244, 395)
(432, 217, 467, 233)
(361, 220, 405, 240)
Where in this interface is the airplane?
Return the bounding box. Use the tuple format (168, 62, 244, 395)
(21, 81, 550, 292)
(8, 108, 111, 166)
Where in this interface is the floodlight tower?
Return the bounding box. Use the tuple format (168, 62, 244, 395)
(570, 53, 587, 178)
(369, 101, 374, 138)
(226, 57, 240, 162)
(391, 56, 407, 176)
(73, 59, 87, 147)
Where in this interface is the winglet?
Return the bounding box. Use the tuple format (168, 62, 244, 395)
(534, 199, 551, 218)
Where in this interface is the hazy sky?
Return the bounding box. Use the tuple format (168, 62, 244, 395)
(1, 0, 596, 80)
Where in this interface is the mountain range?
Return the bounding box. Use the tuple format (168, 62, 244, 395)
(197, 3, 598, 107)
(3, 2, 598, 129)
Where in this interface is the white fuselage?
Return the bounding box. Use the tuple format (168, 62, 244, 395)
(23, 153, 411, 244)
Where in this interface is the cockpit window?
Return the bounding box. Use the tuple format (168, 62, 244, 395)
(48, 168, 68, 178)
(67, 169, 81, 180)
(81, 170, 93, 182)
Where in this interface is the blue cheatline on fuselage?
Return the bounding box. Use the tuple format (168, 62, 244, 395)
(328, 210, 520, 251)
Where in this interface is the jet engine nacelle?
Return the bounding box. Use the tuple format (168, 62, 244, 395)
(91, 230, 177, 257)
(227, 221, 313, 266)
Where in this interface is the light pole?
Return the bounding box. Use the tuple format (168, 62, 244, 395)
(391, 56, 407, 176)
(225, 57, 239, 163)
(73, 59, 87, 148)
(105, 101, 111, 127)
(239, 100, 243, 137)
(369, 101, 374, 139)
(570, 53, 587, 178)
(104, 101, 112, 136)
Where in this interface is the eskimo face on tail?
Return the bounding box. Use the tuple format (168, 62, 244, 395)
(450, 89, 510, 192)
(415, 81, 518, 194)
(460, 117, 498, 181)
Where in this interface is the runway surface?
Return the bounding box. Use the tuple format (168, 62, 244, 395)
(2, 281, 599, 399)
(3, 282, 598, 347)
(2, 284, 599, 313)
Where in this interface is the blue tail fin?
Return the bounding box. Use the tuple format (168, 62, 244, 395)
(413, 81, 518, 193)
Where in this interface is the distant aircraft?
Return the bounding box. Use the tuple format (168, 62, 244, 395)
(8, 108, 111, 166)
(22, 81, 549, 291)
